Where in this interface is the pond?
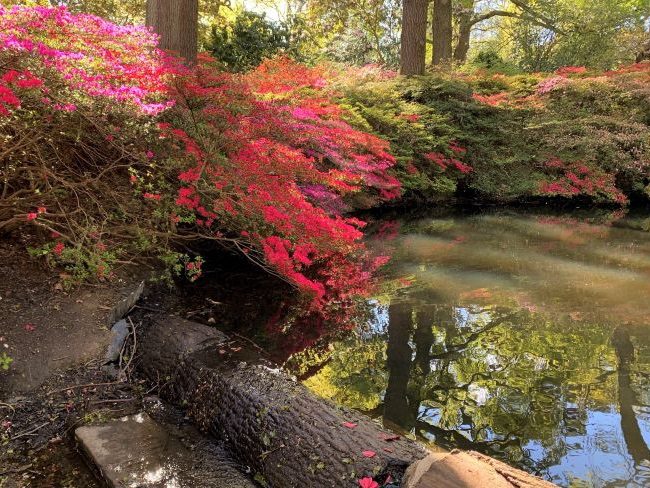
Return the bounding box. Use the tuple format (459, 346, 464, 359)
(291, 210, 650, 488)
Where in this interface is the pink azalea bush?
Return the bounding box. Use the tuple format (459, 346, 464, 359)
(1, 6, 399, 326)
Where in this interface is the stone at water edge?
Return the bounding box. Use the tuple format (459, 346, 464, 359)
(402, 450, 558, 488)
(75, 412, 256, 488)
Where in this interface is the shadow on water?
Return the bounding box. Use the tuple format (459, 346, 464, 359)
(288, 209, 650, 488)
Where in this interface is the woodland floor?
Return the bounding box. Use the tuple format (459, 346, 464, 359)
(0, 236, 149, 487)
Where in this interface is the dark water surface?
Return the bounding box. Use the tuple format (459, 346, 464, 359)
(293, 210, 650, 488)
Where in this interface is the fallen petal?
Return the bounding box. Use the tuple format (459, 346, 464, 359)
(358, 477, 379, 488)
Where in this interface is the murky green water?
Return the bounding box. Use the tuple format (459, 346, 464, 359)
(296, 210, 650, 487)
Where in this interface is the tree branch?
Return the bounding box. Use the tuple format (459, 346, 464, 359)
(469, 1, 565, 35)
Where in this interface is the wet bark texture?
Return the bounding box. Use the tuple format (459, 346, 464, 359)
(138, 317, 428, 487)
(146, 0, 198, 64)
(400, 0, 429, 75)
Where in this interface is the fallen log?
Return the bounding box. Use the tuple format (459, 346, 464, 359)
(137, 317, 557, 488)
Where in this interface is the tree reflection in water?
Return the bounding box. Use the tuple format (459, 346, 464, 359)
(297, 211, 650, 487)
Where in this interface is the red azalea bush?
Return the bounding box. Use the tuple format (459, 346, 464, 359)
(1, 6, 399, 323)
(536, 158, 628, 204)
(155, 56, 398, 317)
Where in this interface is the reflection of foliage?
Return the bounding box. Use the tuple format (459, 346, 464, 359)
(300, 301, 629, 480)
(303, 333, 388, 412)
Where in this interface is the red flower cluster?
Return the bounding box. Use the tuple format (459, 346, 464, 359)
(472, 92, 509, 106)
(424, 146, 472, 174)
(537, 158, 627, 204)
(0, 69, 42, 115)
(157, 56, 399, 321)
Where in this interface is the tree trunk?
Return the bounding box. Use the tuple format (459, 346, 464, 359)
(637, 39, 650, 63)
(138, 317, 428, 487)
(384, 303, 414, 427)
(454, 12, 472, 63)
(146, 0, 199, 65)
(612, 326, 650, 464)
(400, 0, 429, 75)
(432, 0, 453, 65)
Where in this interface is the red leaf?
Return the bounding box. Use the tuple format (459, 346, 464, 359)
(343, 422, 358, 429)
(362, 450, 376, 458)
(383, 447, 394, 453)
(24, 323, 36, 332)
(358, 477, 379, 488)
(379, 433, 400, 442)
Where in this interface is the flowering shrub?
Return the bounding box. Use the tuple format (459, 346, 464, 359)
(0, 5, 177, 114)
(536, 76, 568, 95)
(555, 66, 587, 76)
(0, 5, 178, 281)
(1, 7, 400, 327)
(536, 159, 628, 204)
(157, 56, 399, 319)
(471, 91, 509, 106)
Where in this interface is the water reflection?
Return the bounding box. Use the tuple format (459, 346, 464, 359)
(295, 211, 650, 488)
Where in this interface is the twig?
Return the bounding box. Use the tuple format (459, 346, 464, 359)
(11, 422, 49, 440)
(0, 464, 33, 476)
(46, 381, 123, 396)
(123, 317, 138, 377)
(230, 332, 267, 354)
(88, 398, 136, 405)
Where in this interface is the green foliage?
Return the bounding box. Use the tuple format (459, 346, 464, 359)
(470, 50, 522, 75)
(205, 10, 294, 72)
(336, 63, 650, 204)
(339, 78, 459, 200)
(0, 352, 12, 371)
(489, 0, 650, 71)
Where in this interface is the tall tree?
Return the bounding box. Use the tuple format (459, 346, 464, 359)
(146, 0, 199, 64)
(431, 0, 452, 64)
(400, 0, 429, 74)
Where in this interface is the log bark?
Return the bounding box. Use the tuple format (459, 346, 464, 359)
(137, 317, 559, 487)
(146, 0, 199, 65)
(138, 317, 428, 487)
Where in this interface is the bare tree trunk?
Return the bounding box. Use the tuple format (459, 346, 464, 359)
(432, 0, 452, 65)
(454, 12, 472, 63)
(400, 0, 429, 75)
(146, 0, 199, 65)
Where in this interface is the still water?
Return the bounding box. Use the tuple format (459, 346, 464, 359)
(295, 211, 650, 487)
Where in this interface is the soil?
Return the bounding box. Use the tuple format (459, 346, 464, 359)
(0, 236, 145, 396)
(0, 235, 148, 487)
